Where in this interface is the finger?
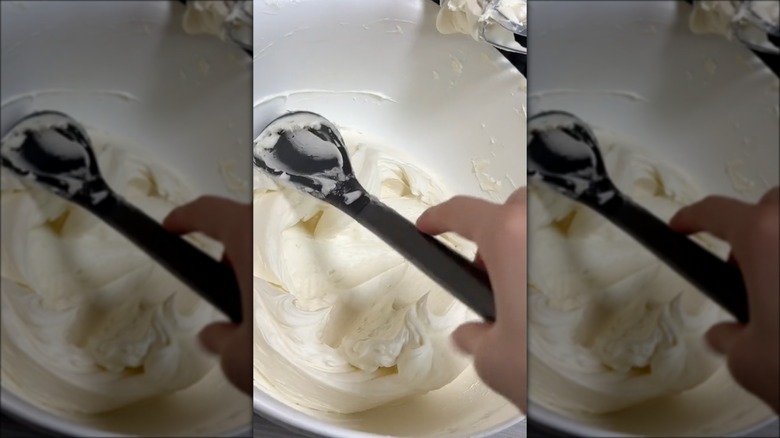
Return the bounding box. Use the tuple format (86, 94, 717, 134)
(669, 196, 753, 241)
(199, 321, 238, 354)
(506, 188, 527, 207)
(417, 196, 501, 241)
(475, 206, 526, 322)
(473, 252, 486, 271)
(759, 187, 779, 205)
(218, 330, 253, 396)
(705, 322, 745, 355)
(163, 196, 250, 242)
(727, 251, 740, 268)
(452, 321, 492, 355)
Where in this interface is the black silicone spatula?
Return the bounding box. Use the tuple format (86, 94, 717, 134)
(253, 111, 496, 321)
(0, 111, 243, 323)
(528, 110, 749, 322)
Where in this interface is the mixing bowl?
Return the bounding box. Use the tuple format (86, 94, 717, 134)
(1, 1, 252, 436)
(528, 1, 779, 436)
(252, 0, 526, 437)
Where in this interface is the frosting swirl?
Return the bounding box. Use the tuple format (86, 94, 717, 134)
(528, 136, 725, 414)
(252, 129, 474, 414)
(0, 132, 221, 414)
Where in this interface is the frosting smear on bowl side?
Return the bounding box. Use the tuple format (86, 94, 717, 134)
(252, 128, 476, 414)
(0, 131, 222, 415)
(528, 133, 727, 415)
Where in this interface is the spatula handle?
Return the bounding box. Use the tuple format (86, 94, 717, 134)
(97, 195, 243, 323)
(352, 199, 496, 321)
(602, 195, 749, 322)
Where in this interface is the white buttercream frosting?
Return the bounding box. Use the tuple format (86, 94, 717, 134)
(496, 0, 528, 26)
(528, 135, 727, 415)
(690, 0, 780, 38)
(0, 131, 223, 415)
(252, 128, 477, 414)
(690, 1, 740, 37)
(436, 0, 526, 51)
(182, 0, 252, 41)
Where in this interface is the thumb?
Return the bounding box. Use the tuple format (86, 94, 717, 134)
(452, 322, 492, 355)
(706, 322, 745, 355)
(199, 322, 238, 354)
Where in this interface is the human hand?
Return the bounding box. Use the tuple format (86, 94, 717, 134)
(163, 196, 252, 396)
(417, 189, 527, 412)
(670, 187, 779, 413)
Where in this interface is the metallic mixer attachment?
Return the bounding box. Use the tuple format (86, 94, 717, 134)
(733, 0, 780, 55)
(479, 0, 527, 54)
(224, 0, 253, 55)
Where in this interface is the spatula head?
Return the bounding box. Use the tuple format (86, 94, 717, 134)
(253, 111, 361, 201)
(528, 110, 617, 206)
(0, 111, 109, 206)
